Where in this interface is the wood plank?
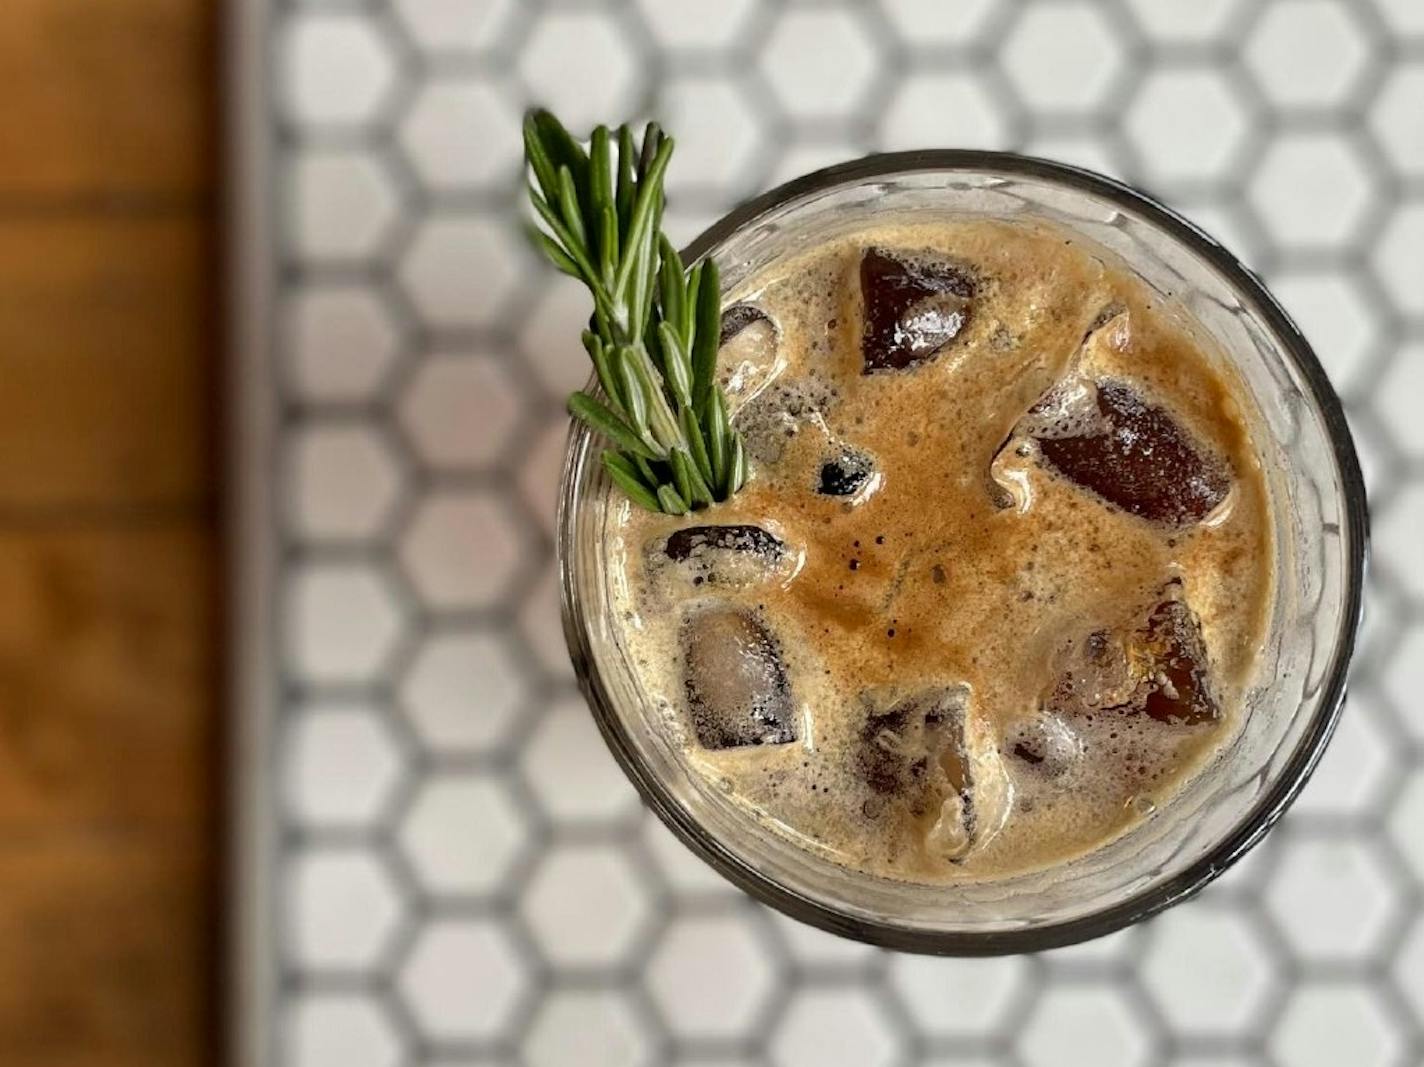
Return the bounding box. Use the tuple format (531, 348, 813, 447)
(0, 829, 210, 1067)
(0, 0, 211, 198)
(0, 522, 215, 832)
(0, 215, 210, 508)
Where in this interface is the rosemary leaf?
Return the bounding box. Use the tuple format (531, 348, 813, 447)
(706, 388, 729, 489)
(656, 483, 689, 515)
(725, 432, 747, 497)
(690, 258, 721, 417)
(557, 168, 587, 253)
(603, 451, 661, 512)
(657, 320, 692, 407)
(526, 224, 580, 278)
(616, 355, 651, 449)
(582, 331, 621, 413)
(615, 124, 636, 234)
(659, 235, 685, 341)
(680, 403, 715, 487)
(568, 392, 656, 459)
(669, 447, 694, 506)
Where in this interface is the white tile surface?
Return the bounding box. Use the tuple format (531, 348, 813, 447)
(286, 849, 404, 971)
(523, 990, 652, 1067)
(281, 13, 396, 127)
(1001, 3, 1126, 116)
(518, 12, 643, 134)
(520, 843, 654, 969)
(1018, 985, 1153, 1067)
(1373, 202, 1424, 317)
(396, 919, 530, 1042)
(397, 217, 528, 330)
(392, 0, 516, 56)
(519, 692, 641, 827)
(398, 490, 529, 610)
(398, 78, 524, 193)
(286, 563, 404, 685)
(646, 911, 779, 1041)
(398, 774, 529, 898)
(288, 151, 398, 263)
(284, 286, 403, 404)
(1124, 68, 1251, 185)
(1265, 836, 1402, 964)
(398, 351, 529, 471)
(1269, 985, 1406, 1067)
(879, 72, 1012, 152)
(286, 994, 402, 1067)
(1140, 906, 1277, 1034)
(399, 628, 530, 754)
(758, 9, 883, 121)
(1248, 132, 1377, 252)
(768, 988, 901, 1067)
(1243, 0, 1372, 110)
(287, 424, 402, 541)
(887, 953, 1031, 1038)
(284, 703, 405, 828)
(1370, 66, 1424, 177)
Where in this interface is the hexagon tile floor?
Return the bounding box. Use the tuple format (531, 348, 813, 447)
(248, 2, 1424, 1065)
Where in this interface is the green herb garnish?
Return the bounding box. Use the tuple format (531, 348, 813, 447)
(522, 109, 746, 514)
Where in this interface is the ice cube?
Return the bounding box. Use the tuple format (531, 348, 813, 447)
(1045, 588, 1218, 726)
(817, 448, 874, 497)
(854, 687, 1010, 860)
(718, 304, 780, 400)
(1006, 713, 1085, 777)
(664, 524, 784, 562)
(1136, 598, 1218, 725)
(1044, 627, 1138, 716)
(860, 247, 975, 373)
(681, 608, 797, 749)
(719, 303, 773, 346)
(656, 524, 787, 590)
(1031, 379, 1230, 526)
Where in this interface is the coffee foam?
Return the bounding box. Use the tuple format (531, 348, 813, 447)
(607, 216, 1274, 884)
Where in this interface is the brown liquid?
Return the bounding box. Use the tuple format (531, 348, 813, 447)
(608, 217, 1273, 883)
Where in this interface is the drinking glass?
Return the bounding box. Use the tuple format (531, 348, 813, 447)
(557, 152, 1368, 954)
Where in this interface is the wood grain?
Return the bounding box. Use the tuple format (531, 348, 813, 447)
(0, 0, 220, 1063)
(0, 524, 214, 832)
(0, 830, 208, 1067)
(0, 0, 211, 198)
(0, 216, 210, 509)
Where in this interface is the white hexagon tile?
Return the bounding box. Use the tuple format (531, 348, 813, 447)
(245, 1, 1424, 1064)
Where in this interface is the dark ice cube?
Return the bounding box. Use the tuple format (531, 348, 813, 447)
(817, 449, 874, 497)
(855, 687, 1011, 859)
(856, 689, 969, 812)
(720, 303, 773, 346)
(1046, 589, 1218, 726)
(1136, 598, 1218, 725)
(664, 524, 784, 563)
(860, 247, 975, 373)
(1032, 379, 1230, 526)
(682, 608, 797, 749)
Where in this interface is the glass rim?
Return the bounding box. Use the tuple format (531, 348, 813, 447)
(557, 149, 1369, 955)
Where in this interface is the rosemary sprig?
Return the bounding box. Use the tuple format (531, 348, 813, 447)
(523, 108, 745, 514)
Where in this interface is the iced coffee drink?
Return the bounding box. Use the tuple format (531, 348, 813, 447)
(604, 216, 1273, 883)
